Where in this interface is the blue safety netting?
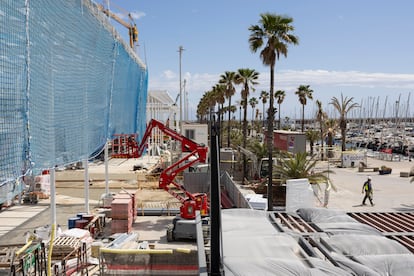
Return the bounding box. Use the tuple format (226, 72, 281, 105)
(0, 0, 148, 203)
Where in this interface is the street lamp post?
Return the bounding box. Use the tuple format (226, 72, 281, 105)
(178, 46, 184, 134)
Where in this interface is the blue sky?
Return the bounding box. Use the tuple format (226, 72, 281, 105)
(103, 0, 414, 121)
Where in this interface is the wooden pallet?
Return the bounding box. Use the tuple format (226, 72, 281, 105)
(52, 237, 81, 257)
(0, 247, 17, 267)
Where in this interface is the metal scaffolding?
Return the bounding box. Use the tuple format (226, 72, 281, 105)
(146, 90, 179, 155)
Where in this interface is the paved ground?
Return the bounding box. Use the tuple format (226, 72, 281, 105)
(325, 156, 414, 212)
(0, 205, 48, 238)
(1, 154, 414, 246)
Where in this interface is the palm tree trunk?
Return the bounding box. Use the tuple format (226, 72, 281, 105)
(341, 126, 346, 152)
(219, 103, 223, 148)
(278, 103, 281, 129)
(243, 99, 248, 183)
(262, 102, 265, 129)
(327, 132, 333, 158)
(251, 108, 254, 136)
(227, 97, 232, 147)
(320, 124, 324, 160)
(310, 141, 314, 155)
(267, 66, 275, 211)
(301, 104, 305, 132)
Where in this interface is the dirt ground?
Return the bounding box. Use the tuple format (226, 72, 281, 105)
(0, 157, 181, 245)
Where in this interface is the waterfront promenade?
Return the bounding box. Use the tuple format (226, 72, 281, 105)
(325, 156, 414, 212)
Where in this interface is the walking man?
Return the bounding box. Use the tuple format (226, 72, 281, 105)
(362, 176, 374, 206)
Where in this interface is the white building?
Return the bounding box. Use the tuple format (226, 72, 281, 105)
(182, 122, 208, 148)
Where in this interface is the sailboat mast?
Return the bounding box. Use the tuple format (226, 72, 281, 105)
(374, 96, 380, 124)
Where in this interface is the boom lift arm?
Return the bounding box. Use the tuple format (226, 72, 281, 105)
(138, 119, 209, 219)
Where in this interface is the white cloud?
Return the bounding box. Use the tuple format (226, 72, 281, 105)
(130, 11, 146, 20)
(263, 70, 414, 90)
(148, 69, 414, 119)
(162, 70, 176, 80)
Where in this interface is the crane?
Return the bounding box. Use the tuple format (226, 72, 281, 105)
(97, 4, 138, 48)
(137, 119, 209, 220)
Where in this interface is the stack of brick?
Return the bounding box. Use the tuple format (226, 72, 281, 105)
(111, 197, 133, 234)
(119, 190, 137, 219)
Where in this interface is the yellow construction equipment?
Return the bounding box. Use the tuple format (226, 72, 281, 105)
(97, 4, 138, 48)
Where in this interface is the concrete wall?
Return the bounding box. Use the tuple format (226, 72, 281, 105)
(184, 171, 250, 209)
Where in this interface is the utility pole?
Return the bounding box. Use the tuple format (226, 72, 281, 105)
(178, 46, 184, 134)
(183, 79, 187, 121)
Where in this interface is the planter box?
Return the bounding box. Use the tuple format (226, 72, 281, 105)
(261, 185, 286, 207)
(379, 169, 392, 175)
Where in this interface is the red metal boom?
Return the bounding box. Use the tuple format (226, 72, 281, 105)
(138, 119, 209, 219)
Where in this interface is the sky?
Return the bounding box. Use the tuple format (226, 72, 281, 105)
(102, 0, 414, 121)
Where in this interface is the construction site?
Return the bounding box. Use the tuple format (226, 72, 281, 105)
(3, 0, 414, 276)
(3, 141, 414, 275)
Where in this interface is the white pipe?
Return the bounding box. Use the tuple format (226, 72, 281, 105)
(84, 159, 89, 213)
(50, 168, 56, 225)
(48, 168, 57, 275)
(105, 140, 109, 195)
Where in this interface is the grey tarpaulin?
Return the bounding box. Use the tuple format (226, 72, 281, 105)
(297, 207, 381, 235)
(297, 208, 414, 275)
(221, 209, 350, 275)
(297, 208, 357, 223)
(323, 234, 411, 256)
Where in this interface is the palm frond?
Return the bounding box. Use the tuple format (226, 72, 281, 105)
(272, 152, 335, 190)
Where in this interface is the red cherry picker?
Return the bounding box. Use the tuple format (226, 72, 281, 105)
(137, 119, 209, 240)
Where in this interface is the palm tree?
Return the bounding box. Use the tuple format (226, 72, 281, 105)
(235, 68, 259, 182)
(306, 129, 319, 156)
(219, 71, 237, 147)
(325, 118, 337, 158)
(229, 105, 237, 118)
(295, 85, 313, 132)
(248, 139, 268, 161)
(196, 101, 208, 122)
(274, 152, 334, 184)
(330, 93, 359, 152)
(197, 90, 217, 122)
(316, 100, 327, 160)
(249, 97, 259, 126)
(249, 13, 298, 210)
(255, 108, 261, 135)
(273, 152, 336, 207)
(259, 90, 269, 128)
(212, 84, 226, 147)
(274, 90, 285, 130)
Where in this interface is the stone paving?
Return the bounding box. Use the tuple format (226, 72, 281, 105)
(323, 156, 414, 212)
